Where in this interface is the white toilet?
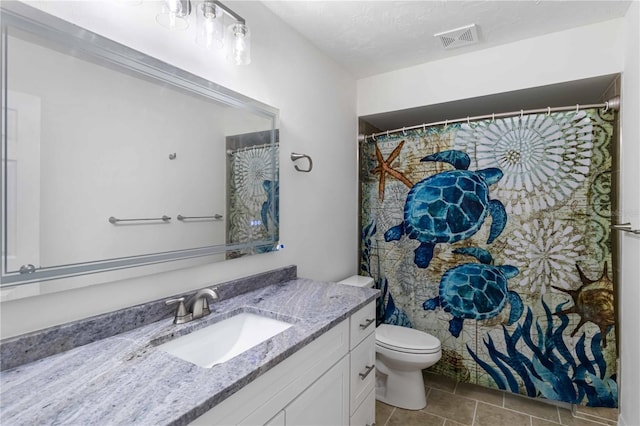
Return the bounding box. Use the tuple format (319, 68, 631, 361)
(338, 275, 442, 410)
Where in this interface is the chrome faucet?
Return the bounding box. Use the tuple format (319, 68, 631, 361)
(165, 287, 219, 324)
(187, 287, 219, 320)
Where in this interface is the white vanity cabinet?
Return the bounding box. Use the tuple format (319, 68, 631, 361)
(284, 355, 350, 425)
(191, 301, 377, 426)
(348, 302, 377, 426)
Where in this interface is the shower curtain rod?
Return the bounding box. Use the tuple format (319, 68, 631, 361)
(359, 96, 620, 142)
(226, 141, 279, 155)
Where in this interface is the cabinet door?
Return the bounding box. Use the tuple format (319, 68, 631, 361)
(285, 356, 349, 426)
(350, 332, 376, 414)
(350, 389, 375, 426)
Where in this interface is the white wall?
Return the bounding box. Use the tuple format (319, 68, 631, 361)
(0, 1, 358, 337)
(357, 13, 639, 426)
(357, 19, 624, 116)
(618, 3, 640, 425)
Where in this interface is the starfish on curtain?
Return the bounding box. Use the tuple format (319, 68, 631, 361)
(371, 141, 413, 201)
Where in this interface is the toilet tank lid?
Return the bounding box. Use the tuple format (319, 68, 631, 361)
(376, 324, 441, 351)
(337, 275, 374, 288)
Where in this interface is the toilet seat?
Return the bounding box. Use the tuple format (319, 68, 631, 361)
(376, 324, 441, 354)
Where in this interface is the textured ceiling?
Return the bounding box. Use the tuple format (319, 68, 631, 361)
(262, 1, 632, 79)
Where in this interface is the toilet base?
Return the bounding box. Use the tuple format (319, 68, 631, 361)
(375, 367, 427, 410)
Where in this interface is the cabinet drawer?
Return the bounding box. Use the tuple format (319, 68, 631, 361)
(350, 388, 375, 426)
(350, 332, 375, 414)
(350, 301, 376, 349)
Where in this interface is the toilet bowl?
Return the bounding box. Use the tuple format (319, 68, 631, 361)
(338, 276, 442, 410)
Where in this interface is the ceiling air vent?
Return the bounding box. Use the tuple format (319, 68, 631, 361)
(434, 24, 478, 50)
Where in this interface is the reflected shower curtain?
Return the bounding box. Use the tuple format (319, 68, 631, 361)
(359, 108, 617, 407)
(227, 142, 279, 258)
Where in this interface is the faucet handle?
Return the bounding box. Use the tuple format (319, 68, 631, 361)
(165, 297, 192, 324)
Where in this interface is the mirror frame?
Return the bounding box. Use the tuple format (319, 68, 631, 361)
(0, 2, 280, 287)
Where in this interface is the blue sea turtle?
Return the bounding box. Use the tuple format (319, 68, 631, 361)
(261, 179, 279, 232)
(423, 247, 523, 337)
(384, 150, 507, 268)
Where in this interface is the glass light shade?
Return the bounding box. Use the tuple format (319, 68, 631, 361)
(156, 0, 190, 31)
(195, 1, 224, 49)
(227, 23, 251, 65)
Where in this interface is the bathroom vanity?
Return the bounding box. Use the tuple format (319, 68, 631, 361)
(194, 297, 377, 426)
(0, 267, 379, 425)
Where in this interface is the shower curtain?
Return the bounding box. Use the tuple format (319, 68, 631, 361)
(359, 108, 617, 407)
(227, 141, 279, 258)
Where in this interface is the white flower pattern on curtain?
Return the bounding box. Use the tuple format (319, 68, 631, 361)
(453, 111, 594, 215)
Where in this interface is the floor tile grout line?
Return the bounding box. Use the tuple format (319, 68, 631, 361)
(574, 411, 619, 425)
(471, 400, 478, 426)
(476, 399, 564, 423)
(384, 406, 395, 426)
(570, 413, 618, 426)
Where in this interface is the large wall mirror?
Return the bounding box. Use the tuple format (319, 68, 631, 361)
(0, 2, 280, 291)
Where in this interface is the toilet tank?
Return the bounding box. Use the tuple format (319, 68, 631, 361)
(338, 275, 374, 288)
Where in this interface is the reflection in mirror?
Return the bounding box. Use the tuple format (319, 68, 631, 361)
(0, 3, 279, 289)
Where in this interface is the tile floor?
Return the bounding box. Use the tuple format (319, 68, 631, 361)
(375, 372, 618, 426)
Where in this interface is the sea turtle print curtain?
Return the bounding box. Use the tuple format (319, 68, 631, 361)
(359, 107, 617, 407)
(227, 142, 279, 258)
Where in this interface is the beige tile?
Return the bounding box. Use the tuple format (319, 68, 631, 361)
(423, 371, 457, 393)
(376, 400, 395, 425)
(532, 418, 561, 426)
(558, 408, 615, 426)
(575, 405, 619, 422)
(444, 420, 467, 426)
(504, 392, 560, 422)
(422, 388, 476, 425)
(474, 402, 531, 426)
(387, 408, 445, 426)
(455, 381, 504, 407)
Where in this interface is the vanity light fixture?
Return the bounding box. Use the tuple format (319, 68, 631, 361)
(156, 0, 251, 65)
(156, 0, 191, 31)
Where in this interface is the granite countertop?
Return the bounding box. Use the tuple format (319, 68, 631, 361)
(0, 278, 378, 425)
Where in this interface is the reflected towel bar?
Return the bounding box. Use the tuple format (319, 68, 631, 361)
(611, 223, 640, 234)
(177, 214, 223, 221)
(109, 215, 171, 224)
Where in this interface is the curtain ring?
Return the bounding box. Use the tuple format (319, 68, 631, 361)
(604, 101, 609, 112)
(444, 119, 448, 129)
(387, 130, 390, 137)
(423, 123, 426, 132)
(547, 106, 551, 116)
(520, 109, 524, 120)
(491, 113, 495, 123)
(372, 133, 376, 141)
(576, 104, 580, 113)
(402, 127, 407, 136)
(467, 116, 470, 125)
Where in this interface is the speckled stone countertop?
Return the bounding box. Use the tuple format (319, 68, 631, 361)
(0, 276, 378, 425)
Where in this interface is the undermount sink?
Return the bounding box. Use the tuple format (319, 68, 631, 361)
(157, 312, 293, 368)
